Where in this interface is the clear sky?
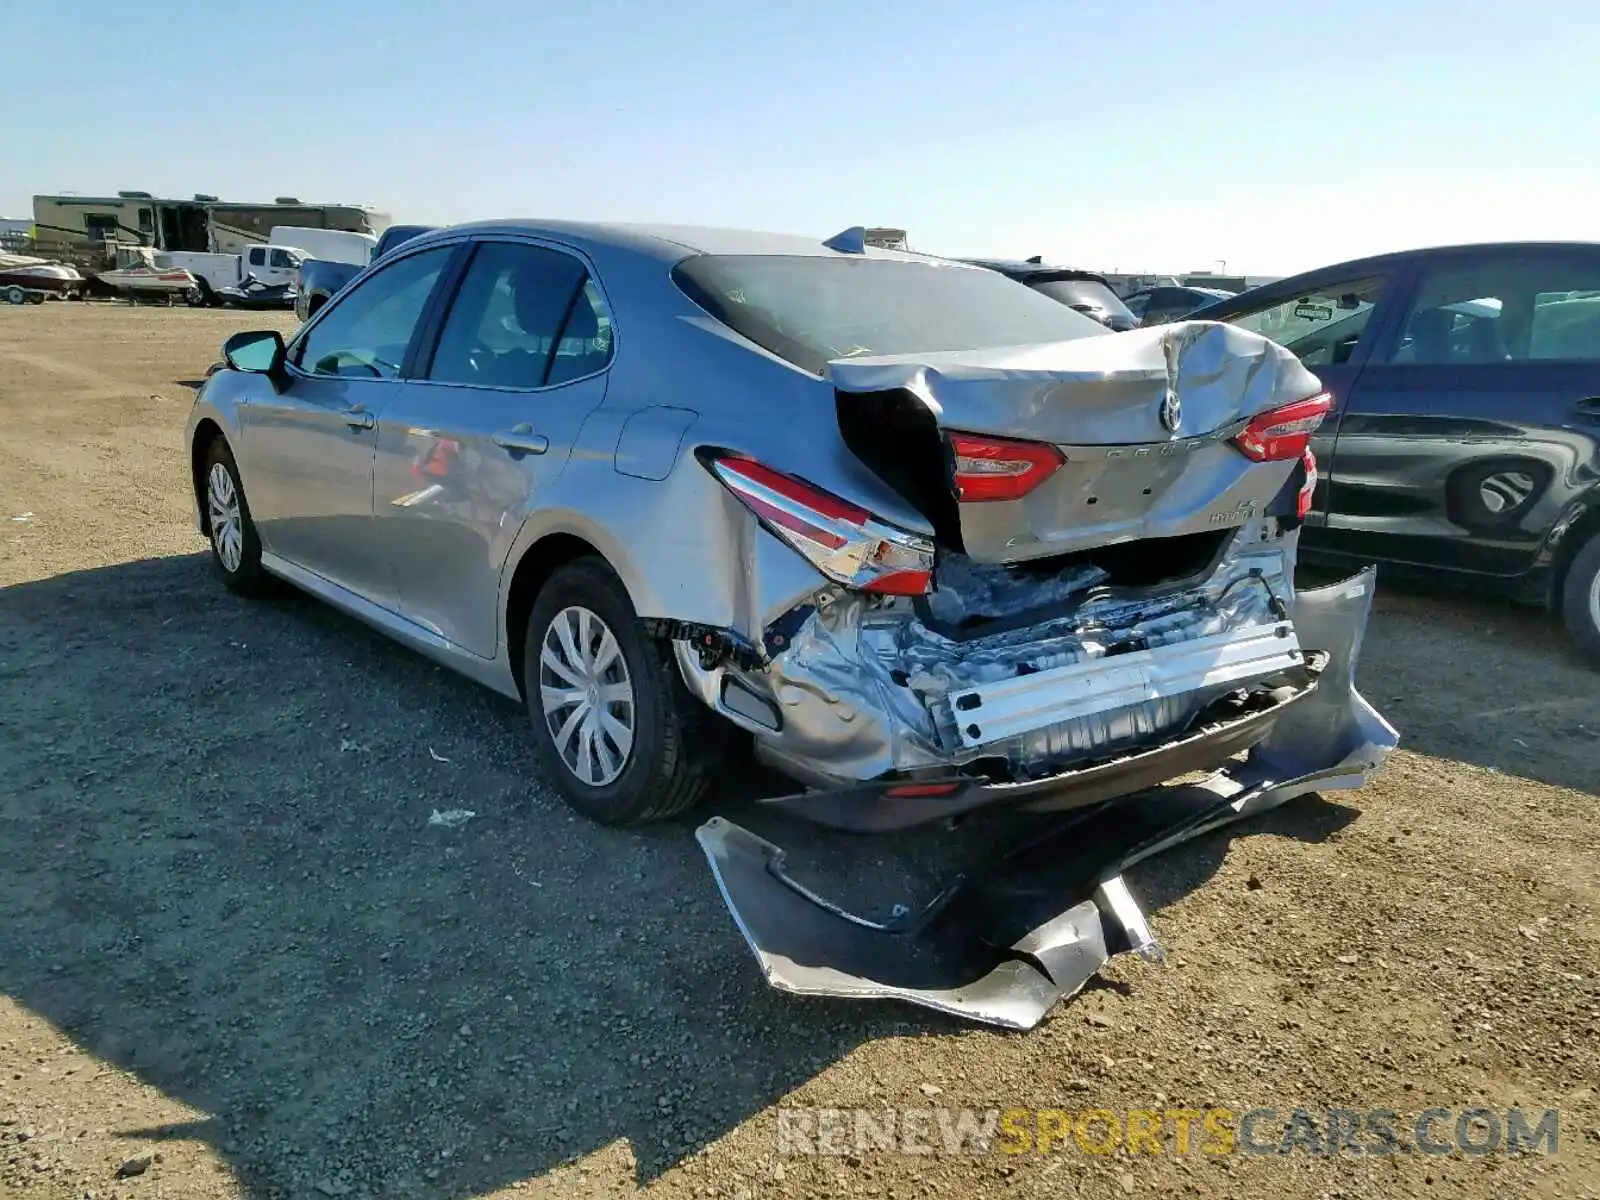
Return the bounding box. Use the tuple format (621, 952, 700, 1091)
(3, 0, 1597, 275)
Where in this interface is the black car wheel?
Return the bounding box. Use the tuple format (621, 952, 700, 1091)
(1561, 533, 1600, 666)
(203, 439, 272, 597)
(524, 558, 718, 825)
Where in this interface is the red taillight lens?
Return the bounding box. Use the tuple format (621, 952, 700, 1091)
(707, 454, 935, 596)
(947, 433, 1065, 502)
(1231, 391, 1333, 462)
(1297, 448, 1317, 520)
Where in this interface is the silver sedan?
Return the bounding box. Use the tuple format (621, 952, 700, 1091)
(186, 221, 1396, 1027)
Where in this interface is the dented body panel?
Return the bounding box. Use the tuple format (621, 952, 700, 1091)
(697, 570, 1397, 1029)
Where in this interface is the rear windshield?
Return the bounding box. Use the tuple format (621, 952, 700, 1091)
(1028, 278, 1136, 322)
(671, 254, 1105, 374)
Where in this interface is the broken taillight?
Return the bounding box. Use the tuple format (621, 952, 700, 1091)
(706, 453, 935, 596)
(947, 433, 1065, 502)
(1231, 391, 1333, 462)
(1297, 448, 1317, 519)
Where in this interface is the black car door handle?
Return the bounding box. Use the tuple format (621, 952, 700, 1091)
(1574, 397, 1600, 423)
(492, 423, 549, 455)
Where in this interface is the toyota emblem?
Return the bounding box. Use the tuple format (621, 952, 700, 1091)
(1160, 391, 1182, 433)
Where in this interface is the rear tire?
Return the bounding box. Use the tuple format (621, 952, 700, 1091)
(202, 439, 272, 597)
(524, 558, 717, 824)
(1561, 533, 1600, 667)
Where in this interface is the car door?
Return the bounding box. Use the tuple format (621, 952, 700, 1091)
(241, 242, 459, 604)
(1316, 246, 1600, 576)
(371, 239, 614, 658)
(1218, 267, 1404, 522)
(264, 246, 300, 287)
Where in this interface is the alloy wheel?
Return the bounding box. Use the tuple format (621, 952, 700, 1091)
(537, 605, 636, 787)
(207, 462, 243, 573)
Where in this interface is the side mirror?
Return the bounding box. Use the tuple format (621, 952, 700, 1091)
(222, 330, 288, 391)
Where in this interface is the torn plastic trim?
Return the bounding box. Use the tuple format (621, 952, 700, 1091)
(694, 567, 1398, 1030)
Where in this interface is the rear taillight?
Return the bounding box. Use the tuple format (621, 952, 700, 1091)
(947, 433, 1064, 502)
(1297, 448, 1317, 519)
(1231, 391, 1333, 462)
(707, 453, 935, 596)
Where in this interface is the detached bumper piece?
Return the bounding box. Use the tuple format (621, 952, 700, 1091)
(695, 569, 1398, 1030)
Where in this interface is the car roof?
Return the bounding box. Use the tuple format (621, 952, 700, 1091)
(1251, 241, 1600, 288)
(401, 219, 960, 267)
(960, 257, 1112, 284)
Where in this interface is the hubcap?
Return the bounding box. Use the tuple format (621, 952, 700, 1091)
(207, 462, 243, 572)
(538, 605, 635, 787)
(1589, 567, 1600, 632)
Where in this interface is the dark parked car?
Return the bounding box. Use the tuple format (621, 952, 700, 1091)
(962, 258, 1138, 330)
(1125, 284, 1234, 326)
(1191, 242, 1600, 662)
(294, 224, 437, 321)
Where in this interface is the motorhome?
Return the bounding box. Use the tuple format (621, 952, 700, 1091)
(30, 191, 389, 257)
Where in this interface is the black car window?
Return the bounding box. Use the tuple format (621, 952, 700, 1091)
(1226, 276, 1386, 367)
(1384, 254, 1600, 365)
(247, 247, 266, 267)
(1027, 278, 1137, 328)
(268, 248, 296, 270)
(1124, 292, 1151, 318)
(673, 256, 1104, 374)
(294, 246, 453, 379)
(427, 242, 599, 389)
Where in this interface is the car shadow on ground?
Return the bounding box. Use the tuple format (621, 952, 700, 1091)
(0, 554, 1377, 1197)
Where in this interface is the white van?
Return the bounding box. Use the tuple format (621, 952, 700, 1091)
(268, 226, 376, 267)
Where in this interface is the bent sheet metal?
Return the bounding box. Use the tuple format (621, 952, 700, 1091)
(696, 569, 1397, 1030)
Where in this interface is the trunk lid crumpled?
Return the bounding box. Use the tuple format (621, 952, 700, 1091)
(829, 320, 1321, 564)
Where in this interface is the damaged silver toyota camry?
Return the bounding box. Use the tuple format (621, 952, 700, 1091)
(187, 221, 1397, 1029)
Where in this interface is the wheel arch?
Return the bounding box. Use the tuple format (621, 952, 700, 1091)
(504, 532, 618, 701)
(190, 417, 228, 534)
(1552, 498, 1600, 612)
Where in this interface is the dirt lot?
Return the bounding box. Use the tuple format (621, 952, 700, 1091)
(1, 303, 1597, 1200)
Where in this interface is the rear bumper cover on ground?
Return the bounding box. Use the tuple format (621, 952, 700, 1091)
(695, 568, 1397, 1029)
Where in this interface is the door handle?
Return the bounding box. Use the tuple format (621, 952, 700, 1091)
(1573, 397, 1600, 424)
(492, 423, 549, 455)
(343, 405, 375, 431)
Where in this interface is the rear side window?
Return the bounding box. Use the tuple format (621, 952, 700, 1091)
(1383, 254, 1600, 364)
(427, 242, 610, 389)
(672, 255, 1103, 374)
(1227, 276, 1386, 367)
(247, 247, 266, 267)
(295, 246, 453, 378)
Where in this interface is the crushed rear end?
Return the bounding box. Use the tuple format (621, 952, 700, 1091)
(686, 320, 1397, 1029)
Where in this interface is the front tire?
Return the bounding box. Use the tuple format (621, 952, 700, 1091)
(524, 559, 716, 824)
(203, 439, 272, 596)
(1561, 533, 1600, 666)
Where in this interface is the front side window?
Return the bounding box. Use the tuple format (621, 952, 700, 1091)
(1228, 276, 1386, 367)
(1124, 292, 1151, 319)
(673, 255, 1104, 374)
(427, 242, 607, 389)
(268, 248, 297, 269)
(1384, 254, 1600, 365)
(295, 245, 453, 379)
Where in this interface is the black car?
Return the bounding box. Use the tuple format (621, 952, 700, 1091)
(1125, 284, 1235, 326)
(1191, 241, 1600, 662)
(962, 258, 1138, 331)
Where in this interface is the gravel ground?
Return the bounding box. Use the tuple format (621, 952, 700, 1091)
(1, 303, 1597, 1200)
